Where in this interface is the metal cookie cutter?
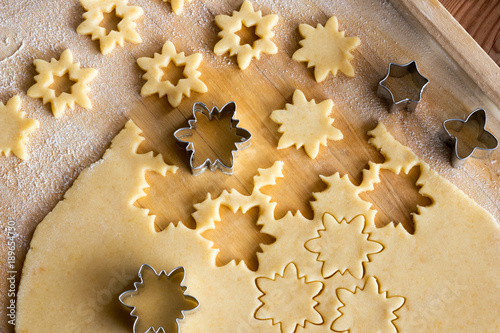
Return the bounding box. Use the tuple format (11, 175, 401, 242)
(119, 264, 199, 333)
(441, 108, 498, 167)
(378, 61, 429, 113)
(174, 101, 252, 176)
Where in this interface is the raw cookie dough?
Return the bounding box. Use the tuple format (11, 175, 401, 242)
(0, 96, 39, 160)
(270, 89, 343, 159)
(293, 16, 360, 82)
(214, 0, 279, 70)
(137, 41, 207, 108)
(77, 0, 144, 55)
(17, 121, 500, 332)
(163, 0, 191, 15)
(27, 49, 98, 118)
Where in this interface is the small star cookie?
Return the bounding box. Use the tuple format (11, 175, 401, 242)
(0, 96, 39, 160)
(27, 49, 98, 118)
(137, 41, 207, 108)
(214, 0, 279, 70)
(77, 0, 144, 55)
(293, 16, 360, 82)
(270, 89, 343, 159)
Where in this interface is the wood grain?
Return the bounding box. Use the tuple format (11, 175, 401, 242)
(2, 1, 500, 331)
(391, 0, 500, 110)
(439, 0, 500, 65)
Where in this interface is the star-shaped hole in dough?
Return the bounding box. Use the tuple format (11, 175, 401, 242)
(0, 96, 39, 160)
(137, 41, 208, 108)
(27, 49, 98, 118)
(162, 0, 191, 15)
(332, 276, 405, 333)
(270, 89, 343, 159)
(255, 262, 324, 333)
(77, 0, 143, 55)
(214, 0, 279, 70)
(119, 264, 199, 333)
(293, 16, 360, 82)
(305, 214, 383, 279)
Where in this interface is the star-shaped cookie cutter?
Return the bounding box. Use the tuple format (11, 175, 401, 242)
(441, 108, 498, 167)
(377, 61, 429, 113)
(174, 101, 252, 176)
(119, 264, 199, 333)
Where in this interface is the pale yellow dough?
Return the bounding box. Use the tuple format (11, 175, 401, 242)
(27, 49, 98, 118)
(162, 0, 191, 15)
(270, 89, 343, 159)
(214, 0, 279, 70)
(0, 96, 39, 160)
(293, 16, 360, 82)
(137, 41, 207, 108)
(17, 121, 500, 332)
(77, 0, 143, 55)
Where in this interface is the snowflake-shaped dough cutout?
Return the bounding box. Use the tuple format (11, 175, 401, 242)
(0, 96, 39, 160)
(270, 89, 343, 159)
(137, 41, 208, 108)
(293, 16, 360, 82)
(27, 49, 98, 118)
(305, 214, 383, 279)
(214, 0, 279, 70)
(77, 0, 144, 55)
(119, 264, 198, 333)
(332, 276, 405, 333)
(163, 0, 191, 15)
(255, 262, 324, 333)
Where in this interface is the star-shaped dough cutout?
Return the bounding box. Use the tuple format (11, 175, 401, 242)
(77, 0, 143, 55)
(255, 262, 324, 333)
(214, 0, 279, 70)
(0, 96, 39, 160)
(305, 214, 383, 279)
(332, 276, 405, 333)
(293, 16, 360, 82)
(270, 89, 343, 159)
(162, 0, 191, 15)
(137, 41, 208, 108)
(27, 49, 98, 118)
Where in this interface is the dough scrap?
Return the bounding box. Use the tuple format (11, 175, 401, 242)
(255, 262, 324, 333)
(0, 96, 39, 160)
(305, 214, 383, 279)
(27, 49, 98, 118)
(332, 276, 405, 333)
(17, 121, 500, 332)
(270, 89, 343, 159)
(137, 41, 207, 108)
(293, 16, 360, 82)
(77, 0, 143, 55)
(162, 0, 192, 15)
(214, 0, 279, 70)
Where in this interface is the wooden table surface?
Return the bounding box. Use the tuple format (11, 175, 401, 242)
(439, 0, 500, 65)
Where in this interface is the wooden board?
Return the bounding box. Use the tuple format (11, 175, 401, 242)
(1, 0, 500, 330)
(438, 0, 500, 66)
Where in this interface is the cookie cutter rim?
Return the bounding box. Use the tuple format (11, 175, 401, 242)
(173, 101, 252, 176)
(118, 264, 199, 333)
(377, 61, 429, 113)
(441, 108, 499, 167)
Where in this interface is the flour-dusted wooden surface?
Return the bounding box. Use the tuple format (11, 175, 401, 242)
(1, 0, 500, 331)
